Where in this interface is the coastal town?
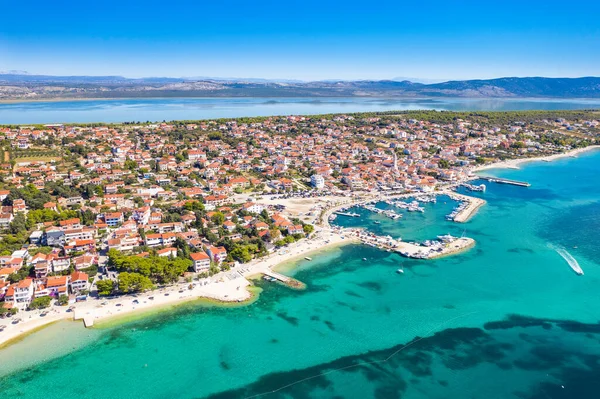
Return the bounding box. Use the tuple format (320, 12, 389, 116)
(0, 110, 598, 345)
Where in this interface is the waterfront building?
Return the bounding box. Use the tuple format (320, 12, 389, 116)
(311, 174, 325, 189)
(190, 252, 211, 272)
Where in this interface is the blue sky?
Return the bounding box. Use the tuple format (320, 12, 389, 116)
(1, 0, 599, 80)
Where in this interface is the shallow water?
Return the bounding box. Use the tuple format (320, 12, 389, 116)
(2, 97, 600, 124)
(1, 149, 599, 399)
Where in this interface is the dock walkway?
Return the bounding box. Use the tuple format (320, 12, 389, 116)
(479, 176, 531, 187)
(263, 270, 291, 283)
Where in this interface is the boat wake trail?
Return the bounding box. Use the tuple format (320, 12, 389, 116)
(549, 244, 584, 275)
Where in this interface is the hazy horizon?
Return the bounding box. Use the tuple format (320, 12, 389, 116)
(2, 71, 599, 84)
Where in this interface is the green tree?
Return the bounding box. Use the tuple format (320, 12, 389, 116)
(175, 237, 191, 258)
(438, 159, 450, 168)
(29, 296, 52, 310)
(96, 279, 115, 296)
(211, 212, 225, 225)
(57, 294, 69, 306)
(209, 263, 220, 276)
(8, 266, 32, 284)
(0, 307, 18, 317)
(118, 272, 154, 293)
(229, 246, 252, 263)
(303, 224, 314, 234)
(124, 159, 138, 171)
(183, 200, 204, 212)
(260, 209, 270, 221)
(9, 213, 28, 235)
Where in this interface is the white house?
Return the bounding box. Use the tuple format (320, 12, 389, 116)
(206, 246, 227, 264)
(70, 271, 89, 293)
(190, 252, 211, 272)
(104, 212, 124, 227)
(311, 174, 325, 189)
(12, 279, 35, 306)
(157, 247, 177, 257)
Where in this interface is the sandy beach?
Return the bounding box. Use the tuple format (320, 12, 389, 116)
(0, 226, 356, 347)
(0, 277, 251, 348)
(471, 145, 600, 172)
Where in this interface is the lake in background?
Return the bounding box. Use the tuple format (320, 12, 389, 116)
(1, 97, 600, 124)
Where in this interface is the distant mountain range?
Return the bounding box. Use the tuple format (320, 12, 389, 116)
(1, 74, 599, 100)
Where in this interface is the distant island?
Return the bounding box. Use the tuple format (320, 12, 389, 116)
(1, 74, 600, 101)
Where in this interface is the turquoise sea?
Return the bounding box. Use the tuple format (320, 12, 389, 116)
(2, 97, 600, 124)
(1, 150, 600, 398)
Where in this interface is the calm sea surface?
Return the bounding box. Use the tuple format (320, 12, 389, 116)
(1, 97, 600, 124)
(1, 150, 599, 398)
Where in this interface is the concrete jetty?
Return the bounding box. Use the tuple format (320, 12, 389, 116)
(447, 192, 486, 223)
(83, 315, 95, 327)
(263, 270, 290, 283)
(479, 176, 531, 187)
(262, 270, 305, 289)
(73, 309, 95, 327)
(354, 229, 475, 260)
(395, 237, 475, 259)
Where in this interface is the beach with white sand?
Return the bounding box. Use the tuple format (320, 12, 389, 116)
(471, 145, 600, 172)
(0, 225, 356, 347)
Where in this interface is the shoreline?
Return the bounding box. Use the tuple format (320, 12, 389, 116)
(0, 320, 62, 350)
(2, 95, 600, 105)
(0, 95, 454, 106)
(471, 145, 600, 173)
(92, 286, 263, 329)
(0, 228, 357, 348)
(1, 145, 597, 348)
(0, 277, 256, 347)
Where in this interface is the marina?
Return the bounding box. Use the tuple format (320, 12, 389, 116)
(446, 192, 487, 223)
(335, 211, 360, 218)
(445, 201, 468, 221)
(387, 199, 426, 213)
(360, 203, 403, 220)
(329, 192, 485, 226)
(461, 182, 487, 192)
(349, 228, 475, 260)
